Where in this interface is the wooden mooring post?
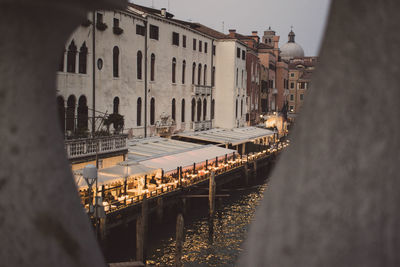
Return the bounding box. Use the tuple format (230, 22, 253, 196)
(209, 171, 216, 216)
(175, 213, 184, 267)
(136, 195, 148, 262)
(253, 160, 257, 178)
(244, 163, 249, 186)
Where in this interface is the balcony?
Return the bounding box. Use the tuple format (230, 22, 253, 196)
(194, 120, 212, 131)
(65, 134, 128, 160)
(192, 85, 212, 96)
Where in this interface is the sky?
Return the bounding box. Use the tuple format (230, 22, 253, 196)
(130, 0, 332, 56)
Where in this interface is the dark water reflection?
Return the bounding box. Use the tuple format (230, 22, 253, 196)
(147, 181, 268, 266)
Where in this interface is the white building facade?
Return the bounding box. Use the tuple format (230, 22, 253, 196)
(56, 4, 245, 139)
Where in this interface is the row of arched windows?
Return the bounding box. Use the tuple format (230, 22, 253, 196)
(56, 95, 88, 133)
(59, 40, 88, 74)
(235, 98, 244, 118)
(170, 98, 215, 123)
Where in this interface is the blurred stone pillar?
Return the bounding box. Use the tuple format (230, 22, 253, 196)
(239, 0, 400, 266)
(0, 0, 125, 266)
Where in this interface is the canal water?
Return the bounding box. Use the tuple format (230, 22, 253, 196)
(105, 175, 268, 266)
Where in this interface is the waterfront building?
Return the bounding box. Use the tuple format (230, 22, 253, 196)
(288, 56, 318, 116)
(57, 4, 215, 140)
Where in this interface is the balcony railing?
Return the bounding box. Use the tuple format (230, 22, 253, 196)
(194, 120, 212, 131)
(65, 134, 128, 160)
(192, 85, 212, 96)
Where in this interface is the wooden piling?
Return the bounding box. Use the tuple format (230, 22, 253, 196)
(175, 213, 184, 267)
(99, 217, 107, 243)
(136, 195, 148, 262)
(157, 197, 163, 222)
(253, 160, 257, 178)
(244, 163, 249, 186)
(209, 171, 216, 216)
(136, 217, 143, 263)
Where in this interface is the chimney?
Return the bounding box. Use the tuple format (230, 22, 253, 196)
(161, 8, 167, 17)
(252, 31, 258, 36)
(228, 29, 236, 37)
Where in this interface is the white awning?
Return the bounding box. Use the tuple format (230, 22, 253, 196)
(139, 145, 237, 172)
(175, 127, 275, 146)
(73, 162, 158, 190)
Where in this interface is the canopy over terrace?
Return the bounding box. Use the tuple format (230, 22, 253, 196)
(126, 136, 203, 162)
(74, 162, 158, 190)
(174, 127, 275, 146)
(138, 145, 237, 173)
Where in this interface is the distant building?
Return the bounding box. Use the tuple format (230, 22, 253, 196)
(288, 57, 318, 115)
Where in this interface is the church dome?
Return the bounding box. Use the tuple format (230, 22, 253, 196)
(280, 29, 304, 59)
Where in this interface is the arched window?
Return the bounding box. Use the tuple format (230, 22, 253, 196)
(236, 68, 239, 86)
(211, 99, 215, 120)
(78, 42, 88, 74)
(113, 97, 119, 114)
(197, 64, 202, 85)
(241, 70, 244, 87)
(212, 66, 216, 87)
(191, 98, 195, 122)
(137, 97, 142, 126)
(181, 99, 185, 122)
(172, 98, 176, 121)
(57, 96, 65, 133)
(192, 63, 196, 84)
(113, 46, 119, 78)
(77, 95, 88, 130)
(137, 51, 143, 80)
(172, 58, 177, 83)
(150, 98, 155, 125)
(197, 99, 202, 121)
(66, 95, 76, 132)
(67, 41, 77, 73)
(203, 64, 207, 85)
(203, 99, 207, 120)
(235, 99, 238, 118)
(182, 60, 186, 84)
(241, 99, 243, 116)
(150, 54, 155, 81)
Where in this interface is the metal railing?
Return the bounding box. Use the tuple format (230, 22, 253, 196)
(65, 134, 128, 159)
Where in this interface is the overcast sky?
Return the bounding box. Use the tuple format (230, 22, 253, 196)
(130, 0, 332, 56)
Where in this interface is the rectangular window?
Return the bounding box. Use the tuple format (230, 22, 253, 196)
(290, 106, 294, 112)
(205, 42, 208, 53)
(96, 13, 103, 23)
(172, 32, 179, 46)
(291, 73, 294, 77)
(113, 18, 119, 28)
(183, 35, 187, 48)
(242, 50, 246, 60)
(212, 45, 216, 55)
(237, 48, 241, 58)
(136, 25, 145, 36)
(300, 94, 304, 100)
(193, 38, 197, 50)
(199, 41, 202, 52)
(290, 82, 294, 89)
(290, 94, 294, 101)
(149, 25, 159, 40)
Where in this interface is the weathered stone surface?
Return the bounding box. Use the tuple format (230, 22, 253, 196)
(239, 0, 400, 266)
(0, 1, 125, 266)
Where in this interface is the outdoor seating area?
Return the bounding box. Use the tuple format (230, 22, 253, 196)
(75, 139, 290, 214)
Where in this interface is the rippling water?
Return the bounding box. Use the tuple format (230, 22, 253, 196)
(147, 182, 268, 266)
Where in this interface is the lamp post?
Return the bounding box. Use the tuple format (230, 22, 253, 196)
(83, 164, 98, 215)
